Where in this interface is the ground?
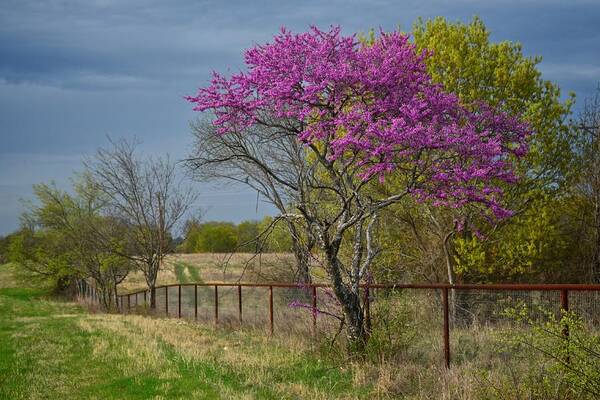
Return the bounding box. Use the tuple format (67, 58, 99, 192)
(0, 262, 373, 399)
(3, 259, 598, 399)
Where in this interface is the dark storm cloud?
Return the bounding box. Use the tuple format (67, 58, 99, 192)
(1, 0, 599, 234)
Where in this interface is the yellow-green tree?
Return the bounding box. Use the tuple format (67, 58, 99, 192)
(373, 17, 576, 284)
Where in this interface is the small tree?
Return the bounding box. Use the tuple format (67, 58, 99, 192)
(573, 85, 600, 283)
(187, 27, 528, 348)
(86, 139, 196, 308)
(11, 180, 133, 307)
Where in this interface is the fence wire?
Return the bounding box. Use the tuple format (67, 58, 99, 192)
(78, 280, 600, 368)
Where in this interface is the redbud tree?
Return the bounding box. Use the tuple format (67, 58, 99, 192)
(187, 27, 529, 347)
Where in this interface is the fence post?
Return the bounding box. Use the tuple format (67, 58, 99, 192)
(560, 289, 570, 363)
(165, 286, 169, 316)
(127, 294, 131, 312)
(143, 290, 147, 308)
(312, 285, 317, 336)
(178, 284, 182, 318)
(269, 285, 274, 336)
(238, 285, 243, 324)
(194, 284, 198, 320)
(443, 287, 450, 369)
(560, 289, 569, 338)
(214, 285, 219, 325)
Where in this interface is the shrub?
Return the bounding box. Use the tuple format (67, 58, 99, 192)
(482, 305, 600, 399)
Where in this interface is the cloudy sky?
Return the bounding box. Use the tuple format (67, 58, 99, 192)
(1, 0, 599, 235)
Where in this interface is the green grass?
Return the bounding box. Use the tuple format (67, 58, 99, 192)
(0, 264, 373, 399)
(174, 261, 189, 283)
(7, 262, 589, 399)
(186, 263, 202, 282)
(173, 261, 203, 284)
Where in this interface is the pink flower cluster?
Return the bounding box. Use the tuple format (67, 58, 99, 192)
(187, 26, 530, 218)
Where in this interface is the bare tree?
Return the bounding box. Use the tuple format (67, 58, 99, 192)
(186, 119, 316, 284)
(86, 138, 196, 308)
(574, 85, 600, 283)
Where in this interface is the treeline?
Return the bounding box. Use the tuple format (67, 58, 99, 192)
(0, 139, 194, 310)
(177, 217, 293, 253)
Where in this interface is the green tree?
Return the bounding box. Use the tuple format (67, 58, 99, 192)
(194, 222, 238, 253)
(179, 217, 202, 253)
(374, 17, 575, 285)
(258, 216, 293, 253)
(236, 220, 260, 253)
(10, 179, 134, 307)
(8, 227, 75, 292)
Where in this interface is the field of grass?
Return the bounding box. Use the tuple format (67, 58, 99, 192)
(0, 263, 376, 399)
(5, 260, 599, 399)
(119, 253, 329, 293)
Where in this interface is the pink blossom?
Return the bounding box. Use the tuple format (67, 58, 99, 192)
(187, 26, 530, 219)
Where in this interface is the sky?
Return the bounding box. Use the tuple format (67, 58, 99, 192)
(1, 0, 599, 235)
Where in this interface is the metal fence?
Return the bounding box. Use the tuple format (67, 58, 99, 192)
(75, 281, 600, 368)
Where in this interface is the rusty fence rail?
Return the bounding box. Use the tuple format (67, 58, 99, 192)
(75, 281, 600, 368)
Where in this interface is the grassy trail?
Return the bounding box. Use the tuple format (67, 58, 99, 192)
(0, 264, 372, 399)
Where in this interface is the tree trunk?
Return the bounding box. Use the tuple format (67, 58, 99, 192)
(147, 261, 159, 309)
(341, 290, 366, 351)
(592, 197, 600, 283)
(113, 285, 120, 312)
(292, 240, 312, 284)
(442, 232, 457, 325)
(150, 285, 156, 309)
(327, 255, 367, 351)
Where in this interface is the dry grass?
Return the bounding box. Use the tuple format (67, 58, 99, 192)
(120, 253, 301, 292)
(6, 262, 598, 399)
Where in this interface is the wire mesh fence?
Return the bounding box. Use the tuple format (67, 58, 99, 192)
(76, 280, 600, 368)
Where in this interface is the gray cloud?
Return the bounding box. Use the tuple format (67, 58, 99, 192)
(0, 0, 599, 234)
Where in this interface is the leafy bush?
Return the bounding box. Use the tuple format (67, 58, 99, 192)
(364, 292, 417, 363)
(482, 306, 600, 399)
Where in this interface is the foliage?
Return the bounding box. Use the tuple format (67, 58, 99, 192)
(257, 216, 294, 252)
(178, 217, 294, 254)
(493, 306, 600, 399)
(453, 195, 570, 281)
(371, 17, 575, 284)
(9, 179, 134, 306)
(364, 293, 416, 363)
(0, 233, 19, 264)
(413, 16, 573, 188)
(188, 25, 528, 347)
(188, 26, 528, 218)
(8, 227, 76, 292)
(196, 221, 238, 253)
(236, 220, 260, 252)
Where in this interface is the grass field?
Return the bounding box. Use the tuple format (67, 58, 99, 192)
(119, 253, 329, 293)
(0, 262, 377, 399)
(4, 260, 599, 399)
